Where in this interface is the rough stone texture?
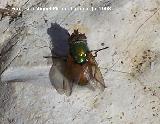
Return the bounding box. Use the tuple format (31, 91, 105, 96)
(0, 0, 160, 124)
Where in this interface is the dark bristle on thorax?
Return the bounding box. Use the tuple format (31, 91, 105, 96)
(68, 30, 87, 43)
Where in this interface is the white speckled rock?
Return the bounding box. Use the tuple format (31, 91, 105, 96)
(0, 0, 160, 124)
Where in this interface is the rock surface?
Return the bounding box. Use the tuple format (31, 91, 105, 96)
(0, 0, 160, 124)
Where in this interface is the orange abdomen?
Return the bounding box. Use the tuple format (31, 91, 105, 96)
(66, 55, 89, 85)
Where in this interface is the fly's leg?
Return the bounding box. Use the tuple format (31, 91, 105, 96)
(90, 46, 109, 57)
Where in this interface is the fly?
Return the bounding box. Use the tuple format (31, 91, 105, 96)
(49, 29, 108, 96)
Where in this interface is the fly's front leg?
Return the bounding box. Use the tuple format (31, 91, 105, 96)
(43, 55, 66, 60)
(90, 46, 109, 57)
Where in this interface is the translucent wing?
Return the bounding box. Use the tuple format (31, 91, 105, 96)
(87, 53, 106, 91)
(49, 59, 72, 96)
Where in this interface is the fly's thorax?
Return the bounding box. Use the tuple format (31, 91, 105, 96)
(70, 40, 89, 64)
